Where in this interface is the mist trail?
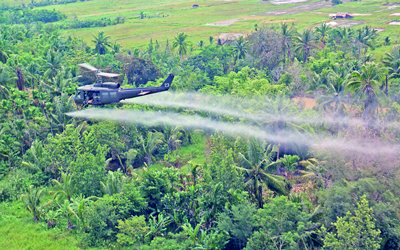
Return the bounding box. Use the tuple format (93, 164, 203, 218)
(67, 109, 307, 144)
(121, 92, 380, 128)
(67, 109, 400, 155)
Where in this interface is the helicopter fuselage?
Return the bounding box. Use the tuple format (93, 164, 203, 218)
(73, 74, 174, 105)
(73, 84, 169, 105)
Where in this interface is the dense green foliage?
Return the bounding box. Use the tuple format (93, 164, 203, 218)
(1, 5, 400, 250)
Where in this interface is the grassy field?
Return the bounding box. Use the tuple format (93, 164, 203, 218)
(5, 0, 400, 55)
(0, 201, 90, 250)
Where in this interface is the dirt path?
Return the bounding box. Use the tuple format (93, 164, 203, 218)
(256, 1, 332, 16)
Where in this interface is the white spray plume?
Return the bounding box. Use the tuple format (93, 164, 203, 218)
(121, 91, 382, 128)
(66, 109, 400, 155)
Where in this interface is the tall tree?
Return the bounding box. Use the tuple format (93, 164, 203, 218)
(382, 45, 400, 95)
(232, 36, 248, 65)
(172, 32, 189, 62)
(324, 195, 381, 250)
(346, 62, 385, 119)
(317, 68, 349, 115)
(355, 26, 377, 56)
(280, 22, 296, 63)
(315, 22, 331, 45)
(236, 138, 290, 207)
(92, 30, 111, 55)
(294, 29, 316, 63)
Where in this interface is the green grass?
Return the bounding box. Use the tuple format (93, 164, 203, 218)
(46, 0, 400, 52)
(0, 202, 90, 250)
(6, 0, 400, 53)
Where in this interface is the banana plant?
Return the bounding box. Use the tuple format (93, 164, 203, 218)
(20, 185, 52, 221)
(49, 171, 76, 203)
(145, 213, 172, 240)
(181, 218, 204, 246)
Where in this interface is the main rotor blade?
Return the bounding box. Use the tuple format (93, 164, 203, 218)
(78, 63, 98, 72)
(98, 72, 120, 78)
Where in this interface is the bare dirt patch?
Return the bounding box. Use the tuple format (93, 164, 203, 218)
(293, 97, 317, 110)
(326, 21, 338, 27)
(258, 1, 331, 16)
(320, 20, 364, 28)
(351, 13, 372, 16)
(205, 18, 239, 26)
(374, 28, 386, 32)
(389, 12, 400, 15)
(389, 21, 400, 25)
(205, 16, 263, 26)
(271, 0, 309, 5)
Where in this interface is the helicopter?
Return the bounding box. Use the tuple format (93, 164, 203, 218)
(73, 63, 174, 105)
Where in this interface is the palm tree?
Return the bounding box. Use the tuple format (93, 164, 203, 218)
(334, 27, 354, 55)
(172, 32, 189, 62)
(280, 22, 296, 63)
(50, 172, 76, 203)
(276, 154, 300, 172)
(317, 68, 349, 115)
(139, 131, 164, 165)
(235, 138, 290, 207)
(382, 45, 400, 95)
(0, 66, 14, 98)
(0, 47, 8, 63)
(163, 126, 183, 151)
(299, 158, 329, 187)
(315, 22, 331, 45)
(355, 26, 377, 56)
(294, 29, 316, 63)
(100, 171, 126, 195)
(50, 94, 76, 133)
(232, 36, 249, 65)
(347, 62, 385, 119)
(42, 49, 63, 80)
(262, 92, 308, 157)
(26, 62, 40, 89)
(20, 185, 48, 221)
(92, 30, 112, 55)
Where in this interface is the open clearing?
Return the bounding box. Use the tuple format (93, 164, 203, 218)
(16, 0, 398, 56)
(258, 1, 332, 16)
(271, 0, 310, 5)
(325, 20, 365, 28)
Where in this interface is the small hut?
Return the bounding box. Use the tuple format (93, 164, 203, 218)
(331, 13, 354, 20)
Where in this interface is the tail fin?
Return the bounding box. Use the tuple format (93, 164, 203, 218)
(160, 73, 174, 88)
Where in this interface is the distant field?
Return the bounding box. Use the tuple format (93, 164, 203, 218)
(6, 0, 400, 55)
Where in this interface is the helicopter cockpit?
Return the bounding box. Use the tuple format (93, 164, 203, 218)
(73, 90, 101, 105)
